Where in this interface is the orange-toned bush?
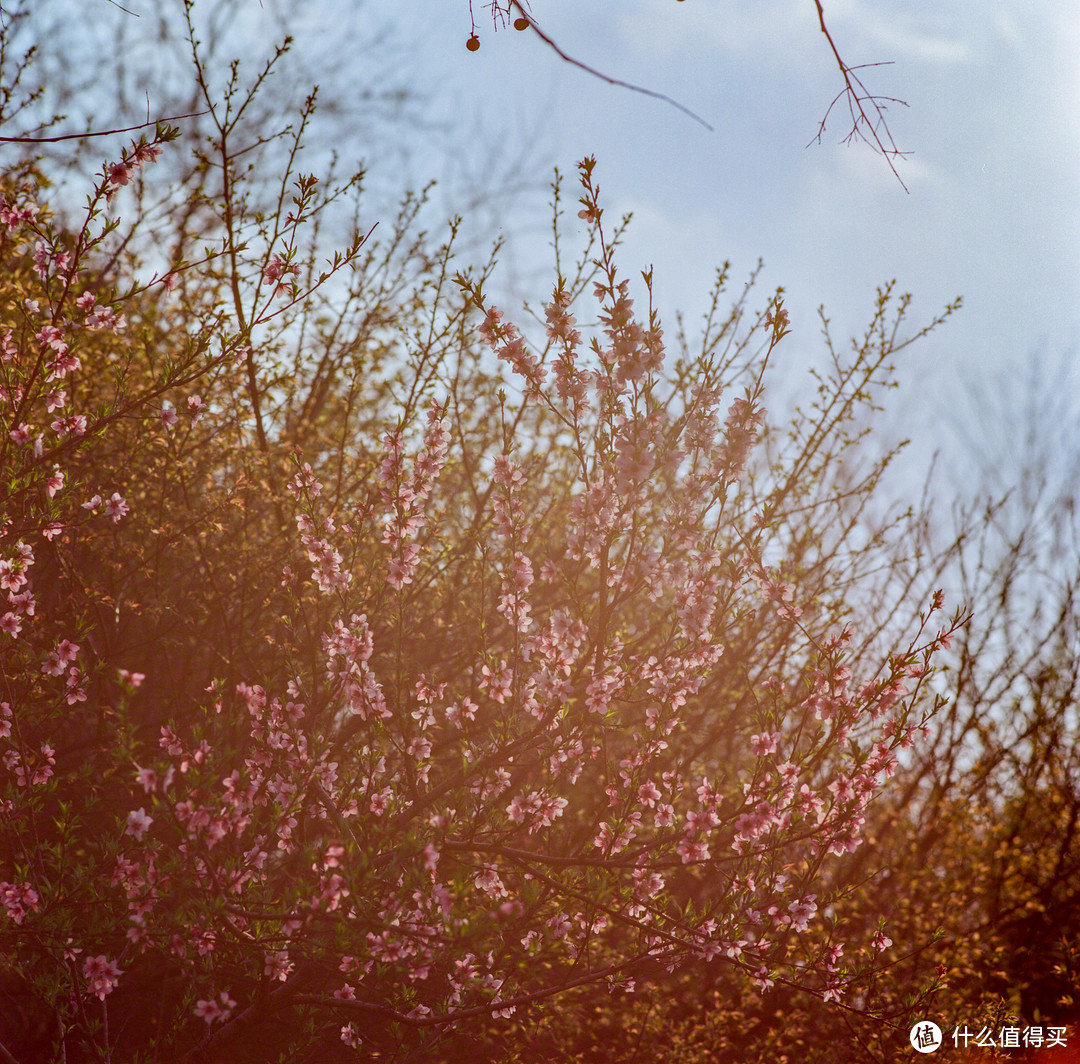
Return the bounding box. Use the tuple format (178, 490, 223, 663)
(0, 16, 973, 1064)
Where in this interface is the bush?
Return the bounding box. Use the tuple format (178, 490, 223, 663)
(0, 15, 984, 1064)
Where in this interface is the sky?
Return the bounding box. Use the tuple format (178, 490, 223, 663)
(375, 0, 1080, 493)
(18, 0, 1080, 495)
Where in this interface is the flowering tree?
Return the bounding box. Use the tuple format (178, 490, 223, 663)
(509, 359, 1080, 1064)
(0, 14, 965, 1064)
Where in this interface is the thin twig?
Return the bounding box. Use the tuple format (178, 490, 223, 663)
(809, 0, 910, 191)
(0, 110, 207, 144)
(508, 3, 713, 132)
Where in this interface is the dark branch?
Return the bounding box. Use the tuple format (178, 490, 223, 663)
(502, 3, 714, 132)
(809, 0, 910, 191)
(0, 110, 207, 144)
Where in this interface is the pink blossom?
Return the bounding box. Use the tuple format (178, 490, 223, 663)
(83, 955, 122, 1000)
(7, 590, 34, 620)
(479, 661, 512, 704)
(133, 141, 162, 165)
(822, 978, 844, 1003)
(105, 493, 130, 523)
(474, 865, 509, 898)
(788, 895, 818, 932)
(750, 731, 780, 757)
(66, 667, 87, 704)
(872, 930, 893, 951)
(135, 767, 158, 793)
(45, 467, 65, 497)
(263, 254, 299, 298)
(108, 162, 133, 187)
(263, 950, 294, 981)
(86, 306, 125, 331)
(676, 838, 711, 864)
(0, 881, 40, 924)
(126, 807, 153, 840)
(0, 560, 27, 593)
(194, 991, 236, 1024)
(8, 423, 31, 446)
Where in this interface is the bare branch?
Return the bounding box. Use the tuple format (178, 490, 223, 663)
(809, 0, 910, 191)
(0, 110, 207, 144)
(485, 1, 714, 132)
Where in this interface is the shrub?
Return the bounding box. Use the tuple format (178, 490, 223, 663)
(0, 18, 968, 1064)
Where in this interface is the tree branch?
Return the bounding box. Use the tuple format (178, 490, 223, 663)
(0, 110, 207, 144)
(809, 0, 910, 191)
(498, 2, 714, 132)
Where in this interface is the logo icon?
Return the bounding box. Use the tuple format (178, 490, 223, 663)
(910, 1021, 943, 1054)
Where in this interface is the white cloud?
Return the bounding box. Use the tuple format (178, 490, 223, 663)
(614, 0, 818, 65)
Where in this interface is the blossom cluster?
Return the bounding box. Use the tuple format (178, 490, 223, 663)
(0, 145, 967, 1062)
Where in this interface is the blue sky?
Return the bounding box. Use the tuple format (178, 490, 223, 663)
(27, 0, 1080, 487)
(373, 0, 1079, 486)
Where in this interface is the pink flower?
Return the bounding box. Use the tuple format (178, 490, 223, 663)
(263, 950, 293, 982)
(676, 838, 710, 864)
(45, 467, 65, 497)
(125, 807, 153, 840)
(479, 661, 512, 704)
(0, 881, 40, 924)
(83, 955, 122, 1000)
(135, 767, 158, 793)
(788, 895, 818, 932)
(263, 255, 299, 298)
(474, 865, 508, 899)
(822, 978, 844, 1003)
(0, 561, 26, 593)
(105, 493, 130, 523)
(750, 731, 780, 757)
(872, 930, 893, 951)
(133, 142, 162, 165)
(108, 162, 133, 187)
(194, 991, 236, 1024)
(65, 667, 87, 704)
